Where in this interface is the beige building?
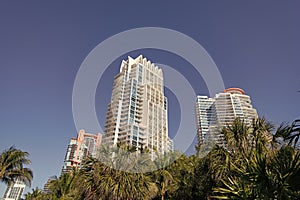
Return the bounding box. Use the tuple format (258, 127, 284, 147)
(195, 88, 258, 145)
(103, 55, 172, 155)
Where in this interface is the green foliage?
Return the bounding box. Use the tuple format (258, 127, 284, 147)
(212, 119, 300, 200)
(25, 187, 48, 200)
(0, 146, 33, 187)
(24, 118, 300, 199)
(275, 119, 300, 148)
(77, 156, 154, 200)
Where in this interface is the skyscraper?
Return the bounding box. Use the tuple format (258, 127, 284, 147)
(195, 88, 258, 145)
(2, 179, 26, 200)
(195, 96, 216, 145)
(103, 55, 171, 155)
(43, 176, 58, 194)
(61, 129, 102, 173)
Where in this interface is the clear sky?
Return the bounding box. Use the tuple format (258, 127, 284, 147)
(1, 0, 300, 195)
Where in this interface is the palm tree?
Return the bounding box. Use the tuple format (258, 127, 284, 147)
(275, 119, 300, 148)
(270, 146, 300, 199)
(208, 145, 231, 183)
(150, 152, 179, 200)
(0, 146, 33, 188)
(166, 154, 204, 199)
(213, 146, 300, 199)
(212, 126, 270, 199)
(25, 187, 46, 200)
(78, 147, 155, 200)
(76, 157, 106, 199)
(222, 118, 250, 155)
(212, 119, 300, 199)
(222, 118, 273, 156)
(47, 171, 78, 199)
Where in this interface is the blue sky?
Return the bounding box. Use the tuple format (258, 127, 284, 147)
(0, 1, 300, 195)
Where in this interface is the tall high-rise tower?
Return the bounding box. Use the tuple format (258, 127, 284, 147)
(195, 88, 258, 145)
(103, 55, 170, 154)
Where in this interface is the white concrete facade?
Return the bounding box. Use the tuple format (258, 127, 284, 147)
(195, 88, 258, 145)
(103, 55, 171, 155)
(2, 179, 25, 200)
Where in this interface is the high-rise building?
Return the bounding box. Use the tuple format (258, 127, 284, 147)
(2, 179, 26, 200)
(195, 88, 258, 145)
(61, 129, 102, 173)
(43, 176, 58, 194)
(103, 55, 171, 155)
(168, 137, 174, 152)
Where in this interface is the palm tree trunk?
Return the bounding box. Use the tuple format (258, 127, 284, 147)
(161, 182, 165, 200)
